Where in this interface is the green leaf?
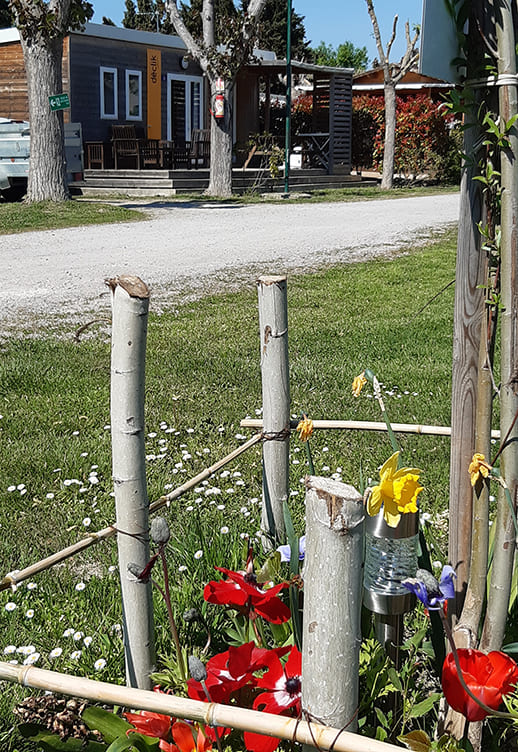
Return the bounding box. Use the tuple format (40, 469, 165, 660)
(398, 729, 432, 751)
(106, 732, 160, 752)
(82, 707, 133, 744)
(408, 692, 441, 718)
(387, 666, 403, 691)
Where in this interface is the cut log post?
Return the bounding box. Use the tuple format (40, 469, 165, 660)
(108, 275, 155, 689)
(257, 275, 290, 548)
(302, 476, 364, 738)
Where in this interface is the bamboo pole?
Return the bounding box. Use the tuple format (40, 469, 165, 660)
(108, 275, 154, 689)
(0, 434, 263, 592)
(257, 275, 290, 547)
(0, 662, 403, 752)
(240, 417, 501, 438)
(301, 477, 364, 738)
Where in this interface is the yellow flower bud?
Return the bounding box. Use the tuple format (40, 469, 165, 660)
(296, 415, 313, 442)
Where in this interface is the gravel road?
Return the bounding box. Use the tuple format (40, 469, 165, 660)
(2, 193, 459, 337)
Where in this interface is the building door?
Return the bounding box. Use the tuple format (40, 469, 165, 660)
(167, 74, 204, 144)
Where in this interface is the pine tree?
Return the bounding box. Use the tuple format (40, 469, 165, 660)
(0, 0, 13, 28)
(253, 0, 308, 60)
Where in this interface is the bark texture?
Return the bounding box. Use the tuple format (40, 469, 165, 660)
(20, 34, 69, 202)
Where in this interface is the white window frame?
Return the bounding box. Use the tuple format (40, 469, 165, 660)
(100, 66, 118, 120)
(166, 73, 204, 142)
(125, 69, 143, 121)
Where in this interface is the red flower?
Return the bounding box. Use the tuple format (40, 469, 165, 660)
(442, 648, 518, 721)
(187, 641, 291, 705)
(124, 708, 174, 752)
(204, 566, 290, 624)
(171, 720, 213, 752)
(244, 645, 302, 752)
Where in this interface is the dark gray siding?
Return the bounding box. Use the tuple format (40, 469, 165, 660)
(68, 33, 203, 142)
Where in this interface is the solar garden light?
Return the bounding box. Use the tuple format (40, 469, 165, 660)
(363, 510, 419, 663)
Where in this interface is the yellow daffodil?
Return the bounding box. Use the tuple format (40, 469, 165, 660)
(352, 372, 367, 397)
(296, 415, 314, 442)
(468, 453, 492, 486)
(367, 451, 424, 528)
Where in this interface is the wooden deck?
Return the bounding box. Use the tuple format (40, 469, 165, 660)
(71, 168, 377, 197)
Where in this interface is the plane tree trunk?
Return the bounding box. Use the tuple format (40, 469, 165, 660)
(10, 0, 93, 203)
(20, 34, 69, 202)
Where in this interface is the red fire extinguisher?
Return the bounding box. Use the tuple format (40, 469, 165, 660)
(215, 93, 224, 119)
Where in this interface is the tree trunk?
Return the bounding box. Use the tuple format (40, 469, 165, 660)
(206, 79, 233, 197)
(381, 80, 396, 189)
(479, 0, 518, 653)
(301, 477, 364, 737)
(20, 34, 69, 202)
(109, 275, 155, 689)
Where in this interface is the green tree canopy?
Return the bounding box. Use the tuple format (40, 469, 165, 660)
(0, 0, 13, 27)
(123, 0, 175, 33)
(251, 0, 309, 60)
(311, 40, 370, 71)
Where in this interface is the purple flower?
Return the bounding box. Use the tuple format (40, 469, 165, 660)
(277, 536, 305, 563)
(402, 565, 456, 610)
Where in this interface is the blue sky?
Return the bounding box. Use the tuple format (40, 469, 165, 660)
(91, 0, 423, 66)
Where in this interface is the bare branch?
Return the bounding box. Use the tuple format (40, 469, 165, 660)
(385, 14, 398, 60)
(365, 0, 387, 66)
(392, 20, 419, 83)
(202, 0, 214, 49)
(165, 0, 207, 70)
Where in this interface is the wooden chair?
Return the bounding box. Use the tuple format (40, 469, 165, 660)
(84, 142, 106, 169)
(139, 139, 161, 168)
(189, 129, 210, 168)
(112, 125, 141, 169)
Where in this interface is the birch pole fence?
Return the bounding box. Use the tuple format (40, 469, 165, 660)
(108, 275, 155, 689)
(257, 275, 290, 547)
(301, 478, 364, 739)
(0, 662, 404, 752)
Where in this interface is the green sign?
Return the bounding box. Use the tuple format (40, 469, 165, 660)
(49, 93, 70, 112)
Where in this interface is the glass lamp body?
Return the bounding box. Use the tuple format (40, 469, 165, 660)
(363, 510, 418, 615)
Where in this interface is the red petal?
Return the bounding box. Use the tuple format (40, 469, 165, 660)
(441, 649, 514, 722)
(487, 650, 518, 693)
(228, 642, 254, 678)
(204, 579, 248, 607)
(243, 729, 281, 752)
(253, 597, 291, 624)
(284, 645, 302, 677)
(124, 710, 172, 738)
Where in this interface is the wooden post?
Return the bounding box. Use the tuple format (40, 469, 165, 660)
(302, 476, 364, 736)
(257, 275, 290, 548)
(109, 275, 155, 689)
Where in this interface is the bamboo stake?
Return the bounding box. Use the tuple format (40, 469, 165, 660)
(240, 418, 501, 438)
(108, 275, 154, 689)
(0, 661, 403, 752)
(302, 477, 364, 738)
(257, 275, 290, 547)
(0, 433, 263, 593)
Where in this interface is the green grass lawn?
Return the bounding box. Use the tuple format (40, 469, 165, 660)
(0, 228, 457, 747)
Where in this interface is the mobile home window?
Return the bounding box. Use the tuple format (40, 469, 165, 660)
(126, 70, 142, 120)
(100, 67, 118, 119)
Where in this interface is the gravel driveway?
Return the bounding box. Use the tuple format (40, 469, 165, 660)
(2, 193, 459, 337)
